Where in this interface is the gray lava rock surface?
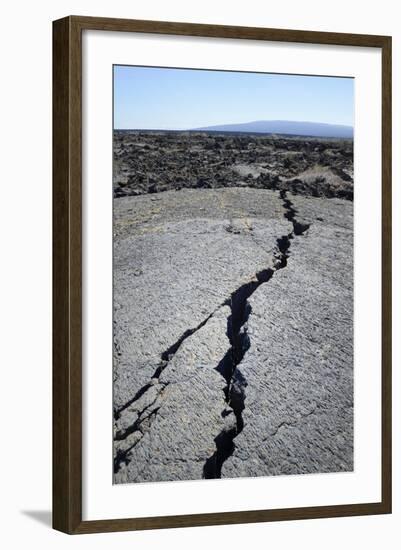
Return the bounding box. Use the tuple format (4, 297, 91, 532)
(114, 305, 236, 483)
(113, 188, 290, 414)
(222, 194, 353, 478)
(113, 133, 354, 484)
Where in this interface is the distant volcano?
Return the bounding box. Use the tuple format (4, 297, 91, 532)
(192, 120, 353, 138)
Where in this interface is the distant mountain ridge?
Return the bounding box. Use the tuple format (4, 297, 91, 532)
(192, 120, 353, 138)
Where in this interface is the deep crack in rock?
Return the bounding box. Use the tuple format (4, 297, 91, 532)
(114, 307, 222, 420)
(114, 190, 311, 478)
(203, 190, 310, 479)
(113, 305, 228, 473)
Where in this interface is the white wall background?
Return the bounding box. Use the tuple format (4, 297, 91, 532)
(0, 0, 399, 547)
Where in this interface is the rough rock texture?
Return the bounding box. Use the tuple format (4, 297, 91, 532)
(113, 133, 354, 484)
(115, 305, 236, 482)
(114, 131, 353, 200)
(113, 188, 290, 413)
(222, 194, 353, 477)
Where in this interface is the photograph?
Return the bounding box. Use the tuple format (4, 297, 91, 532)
(112, 65, 354, 484)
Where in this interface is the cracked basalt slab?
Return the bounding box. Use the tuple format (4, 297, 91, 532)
(222, 193, 353, 478)
(114, 186, 354, 483)
(113, 188, 291, 412)
(114, 305, 237, 483)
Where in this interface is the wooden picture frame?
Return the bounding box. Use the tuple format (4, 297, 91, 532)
(53, 15, 392, 534)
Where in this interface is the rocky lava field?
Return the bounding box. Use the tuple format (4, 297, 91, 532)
(113, 131, 354, 483)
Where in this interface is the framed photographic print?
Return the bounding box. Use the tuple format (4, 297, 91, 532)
(53, 16, 392, 534)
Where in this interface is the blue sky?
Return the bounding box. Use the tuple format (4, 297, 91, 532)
(113, 65, 354, 130)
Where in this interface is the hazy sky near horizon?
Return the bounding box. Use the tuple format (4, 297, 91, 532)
(113, 65, 354, 130)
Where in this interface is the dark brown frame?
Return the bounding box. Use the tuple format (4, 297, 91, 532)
(53, 15, 392, 534)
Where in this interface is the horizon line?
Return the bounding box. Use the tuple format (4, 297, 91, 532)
(114, 119, 354, 132)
